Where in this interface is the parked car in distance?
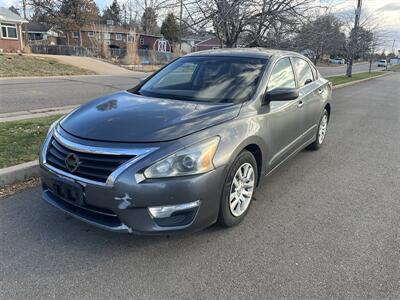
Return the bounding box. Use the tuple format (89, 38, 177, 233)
(40, 48, 332, 235)
(329, 57, 346, 64)
(377, 59, 387, 67)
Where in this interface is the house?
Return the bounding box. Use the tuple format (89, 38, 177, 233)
(25, 21, 59, 45)
(65, 24, 171, 52)
(182, 33, 223, 52)
(0, 7, 28, 52)
(193, 36, 223, 52)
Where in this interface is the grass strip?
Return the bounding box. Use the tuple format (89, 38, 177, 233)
(327, 71, 385, 86)
(0, 54, 95, 77)
(0, 115, 61, 168)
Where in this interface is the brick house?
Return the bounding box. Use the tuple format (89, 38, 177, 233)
(66, 24, 128, 48)
(0, 7, 28, 52)
(65, 24, 171, 51)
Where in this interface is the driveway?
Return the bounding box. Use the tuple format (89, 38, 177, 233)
(28, 54, 135, 75)
(1, 73, 399, 299)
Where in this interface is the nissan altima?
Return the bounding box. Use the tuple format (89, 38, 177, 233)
(40, 48, 332, 234)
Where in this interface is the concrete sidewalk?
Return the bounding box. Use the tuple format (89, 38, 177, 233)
(0, 105, 77, 122)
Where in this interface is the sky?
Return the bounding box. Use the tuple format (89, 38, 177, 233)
(324, 0, 400, 51)
(1, 0, 399, 51)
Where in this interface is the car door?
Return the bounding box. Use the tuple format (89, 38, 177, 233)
(291, 57, 321, 141)
(263, 57, 304, 170)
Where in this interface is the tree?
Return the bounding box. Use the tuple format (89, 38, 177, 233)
(296, 14, 345, 64)
(141, 7, 158, 34)
(102, 0, 121, 25)
(183, 0, 316, 48)
(31, 0, 99, 46)
(161, 13, 179, 43)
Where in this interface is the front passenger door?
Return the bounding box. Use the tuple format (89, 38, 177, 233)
(264, 57, 303, 170)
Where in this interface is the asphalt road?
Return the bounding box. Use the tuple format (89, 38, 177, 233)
(317, 61, 385, 77)
(1, 73, 399, 299)
(0, 74, 145, 114)
(0, 62, 386, 114)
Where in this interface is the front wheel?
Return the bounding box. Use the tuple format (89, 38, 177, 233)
(308, 109, 329, 150)
(218, 150, 258, 227)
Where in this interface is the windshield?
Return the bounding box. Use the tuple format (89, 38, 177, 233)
(136, 56, 268, 103)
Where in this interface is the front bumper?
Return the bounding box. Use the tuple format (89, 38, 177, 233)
(40, 163, 227, 235)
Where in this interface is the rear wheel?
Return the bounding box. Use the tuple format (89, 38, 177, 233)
(308, 109, 329, 150)
(218, 150, 257, 227)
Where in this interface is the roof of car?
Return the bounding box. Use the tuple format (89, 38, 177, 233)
(186, 48, 299, 59)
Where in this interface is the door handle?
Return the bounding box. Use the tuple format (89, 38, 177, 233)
(298, 101, 304, 108)
(318, 88, 324, 94)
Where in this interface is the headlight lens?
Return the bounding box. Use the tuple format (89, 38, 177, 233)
(144, 137, 220, 178)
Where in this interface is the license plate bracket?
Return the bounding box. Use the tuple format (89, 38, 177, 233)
(52, 179, 84, 206)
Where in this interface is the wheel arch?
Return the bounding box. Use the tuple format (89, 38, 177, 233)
(324, 102, 331, 119)
(243, 144, 263, 186)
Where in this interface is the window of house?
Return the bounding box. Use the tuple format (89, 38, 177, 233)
(292, 57, 314, 87)
(104, 32, 111, 40)
(139, 38, 144, 45)
(87, 31, 95, 38)
(267, 58, 296, 91)
(115, 33, 122, 41)
(1, 23, 18, 39)
(72, 31, 79, 38)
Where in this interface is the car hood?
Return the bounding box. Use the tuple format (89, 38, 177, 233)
(60, 91, 241, 143)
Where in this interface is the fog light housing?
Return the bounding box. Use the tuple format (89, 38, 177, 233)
(148, 200, 201, 219)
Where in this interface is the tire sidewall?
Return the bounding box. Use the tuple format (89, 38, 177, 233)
(218, 150, 258, 227)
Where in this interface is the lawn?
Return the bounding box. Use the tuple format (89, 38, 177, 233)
(0, 54, 95, 77)
(327, 71, 385, 86)
(0, 115, 62, 168)
(389, 64, 400, 72)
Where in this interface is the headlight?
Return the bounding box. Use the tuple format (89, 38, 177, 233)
(144, 137, 220, 178)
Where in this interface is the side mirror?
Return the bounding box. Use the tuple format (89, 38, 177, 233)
(264, 88, 299, 103)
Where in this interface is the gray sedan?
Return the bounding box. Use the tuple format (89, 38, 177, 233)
(40, 48, 332, 234)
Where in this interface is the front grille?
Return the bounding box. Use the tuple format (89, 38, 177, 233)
(46, 138, 134, 183)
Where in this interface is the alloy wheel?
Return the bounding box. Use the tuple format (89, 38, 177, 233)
(229, 163, 255, 217)
(318, 114, 328, 144)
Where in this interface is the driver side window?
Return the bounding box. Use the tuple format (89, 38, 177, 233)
(267, 58, 296, 92)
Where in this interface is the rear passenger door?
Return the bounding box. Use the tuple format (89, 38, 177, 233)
(291, 57, 321, 140)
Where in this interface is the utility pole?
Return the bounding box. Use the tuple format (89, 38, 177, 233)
(346, 0, 362, 77)
(179, 0, 183, 53)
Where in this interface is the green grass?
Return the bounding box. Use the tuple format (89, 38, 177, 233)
(0, 54, 95, 77)
(327, 71, 385, 86)
(0, 115, 62, 168)
(388, 64, 400, 72)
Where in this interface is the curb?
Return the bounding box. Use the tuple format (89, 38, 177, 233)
(332, 72, 391, 90)
(0, 105, 77, 122)
(0, 160, 39, 187)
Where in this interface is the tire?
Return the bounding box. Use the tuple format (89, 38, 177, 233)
(218, 150, 258, 227)
(308, 109, 329, 150)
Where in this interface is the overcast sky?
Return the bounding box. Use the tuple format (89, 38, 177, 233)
(1, 0, 399, 51)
